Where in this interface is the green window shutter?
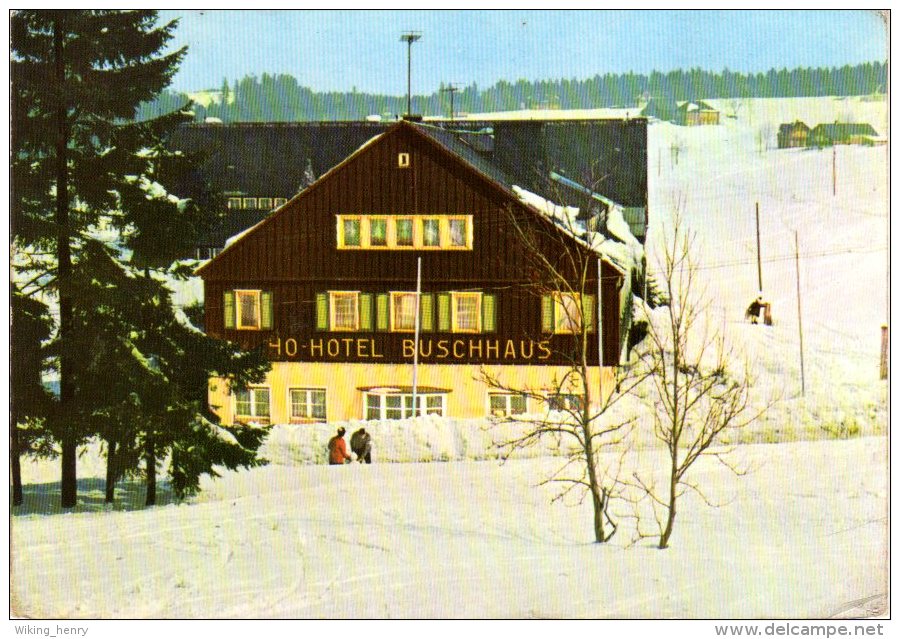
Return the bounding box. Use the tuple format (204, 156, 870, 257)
(583, 294, 595, 333)
(375, 293, 389, 331)
(260, 291, 273, 329)
(437, 293, 451, 332)
(482, 293, 496, 333)
(541, 295, 554, 333)
(315, 292, 329, 331)
(223, 291, 235, 329)
(420, 293, 433, 332)
(359, 293, 373, 331)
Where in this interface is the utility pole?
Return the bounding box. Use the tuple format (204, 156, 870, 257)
(832, 145, 837, 196)
(441, 83, 460, 120)
(400, 31, 422, 118)
(794, 231, 806, 396)
(755, 202, 763, 293)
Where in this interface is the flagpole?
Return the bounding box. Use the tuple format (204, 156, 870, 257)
(597, 257, 603, 403)
(412, 256, 422, 416)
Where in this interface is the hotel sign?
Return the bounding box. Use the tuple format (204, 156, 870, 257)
(268, 336, 555, 361)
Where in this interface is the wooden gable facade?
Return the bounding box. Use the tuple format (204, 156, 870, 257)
(199, 120, 627, 424)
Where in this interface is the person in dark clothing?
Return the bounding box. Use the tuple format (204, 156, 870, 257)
(350, 427, 372, 464)
(328, 427, 351, 465)
(745, 296, 763, 324)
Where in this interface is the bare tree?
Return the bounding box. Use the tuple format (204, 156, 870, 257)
(634, 214, 764, 549)
(757, 123, 775, 154)
(669, 137, 685, 167)
(479, 183, 651, 544)
(725, 97, 744, 120)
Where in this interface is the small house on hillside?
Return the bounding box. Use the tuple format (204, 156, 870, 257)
(809, 122, 881, 147)
(677, 100, 719, 126)
(777, 121, 810, 148)
(640, 95, 679, 123)
(641, 98, 719, 126)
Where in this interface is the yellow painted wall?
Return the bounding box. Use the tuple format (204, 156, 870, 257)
(209, 361, 618, 425)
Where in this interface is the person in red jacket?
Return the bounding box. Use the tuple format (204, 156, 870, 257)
(328, 427, 351, 465)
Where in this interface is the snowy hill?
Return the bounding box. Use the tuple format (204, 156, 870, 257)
(11, 438, 887, 618)
(645, 95, 887, 441)
(10, 96, 888, 619)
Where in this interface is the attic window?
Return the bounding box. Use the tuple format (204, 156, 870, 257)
(398, 152, 410, 168)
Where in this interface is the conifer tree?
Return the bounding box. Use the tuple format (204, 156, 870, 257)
(12, 10, 269, 508)
(12, 9, 189, 507)
(10, 287, 55, 507)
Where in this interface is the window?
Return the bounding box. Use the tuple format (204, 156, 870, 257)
(555, 293, 581, 334)
(385, 394, 403, 419)
(317, 292, 373, 331)
(391, 292, 418, 332)
(330, 292, 359, 331)
(227, 197, 243, 209)
(489, 393, 527, 417)
(548, 393, 584, 412)
(448, 218, 467, 247)
(422, 218, 441, 247)
(435, 292, 493, 333)
(274, 198, 288, 207)
(234, 387, 271, 421)
(243, 197, 258, 209)
(396, 218, 414, 246)
(398, 152, 410, 168)
(343, 218, 361, 247)
(258, 197, 273, 209)
(452, 292, 481, 333)
(237, 290, 260, 329)
(290, 388, 326, 422)
(195, 247, 222, 260)
(364, 391, 446, 420)
(370, 218, 388, 246)
(542, 292, 595, 334)
(335, 215, 473, 250)
(365, 394, 381, 421)
(223, 290, 273, 330)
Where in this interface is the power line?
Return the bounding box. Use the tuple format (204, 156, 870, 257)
(692, 244, 887, 271)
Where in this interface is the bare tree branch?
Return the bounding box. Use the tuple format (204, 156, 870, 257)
(632, 208, 769, 549)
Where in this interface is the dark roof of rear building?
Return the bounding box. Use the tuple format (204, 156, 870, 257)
(168, 118, 648, 248)
(169, 118, 647, 208)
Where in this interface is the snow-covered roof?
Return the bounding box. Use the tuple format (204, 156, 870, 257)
(511, 185, 639, 276)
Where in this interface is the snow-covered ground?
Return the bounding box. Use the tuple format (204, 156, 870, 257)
(10, 438, 888, 618)
(10, 96, 889, 620)
(646, 95, 888, 441)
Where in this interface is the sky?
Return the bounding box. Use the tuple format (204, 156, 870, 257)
(156, 10, 888, 95)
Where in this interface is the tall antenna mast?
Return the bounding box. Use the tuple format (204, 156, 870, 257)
(400, 31, 422, 117)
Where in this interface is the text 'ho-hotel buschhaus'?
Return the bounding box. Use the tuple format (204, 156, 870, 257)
(180, 116, 649, 425)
